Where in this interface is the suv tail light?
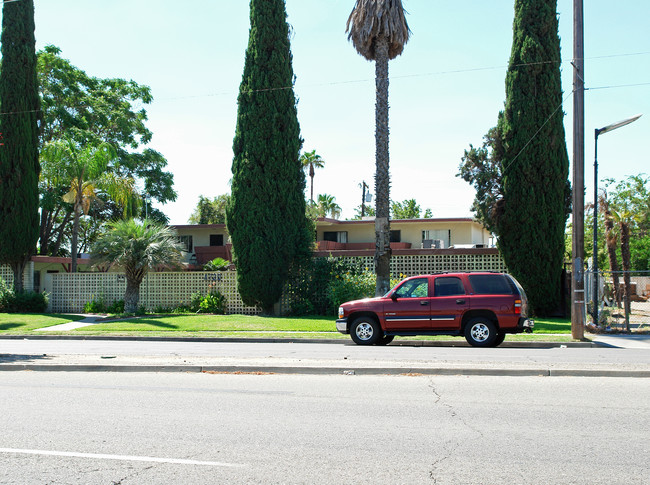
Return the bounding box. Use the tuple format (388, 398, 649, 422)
(514, 299, 522, 314)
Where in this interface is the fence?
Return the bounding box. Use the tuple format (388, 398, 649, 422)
(46, 271, 260, 315)
(584, 270, 650, 331)
(0, 263, 34, 292)
(29, 252, 508, 314)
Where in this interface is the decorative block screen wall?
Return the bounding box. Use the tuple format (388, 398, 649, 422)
(48, 271, 260, 315)
(0, 263, 34, 291)
(45, 253, 507, 314)
(331, 253, 507, 277)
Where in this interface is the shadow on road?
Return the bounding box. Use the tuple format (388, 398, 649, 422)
(0, 354, 52, 363)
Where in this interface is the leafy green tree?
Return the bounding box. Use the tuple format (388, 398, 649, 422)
(0, 0, 40, 292)
(316, 194, 342, 219)
(36, 46, 176, 254)
(227, 0, 312, 313)
(457, 124, 505, 234)
(92, 219, 185, 314)
(40, 140, 140, 272)
(300, 149, 325, 203)
(352, 204, 376, 220)
(493, 0, 571, 316)
(391, 199, 432, 219)
(188, 194, 231, 224)
(346, 0, 410, 296)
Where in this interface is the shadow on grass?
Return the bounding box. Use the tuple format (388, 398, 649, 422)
(119, 318, 180, 329)
(0, 323, 24, 331)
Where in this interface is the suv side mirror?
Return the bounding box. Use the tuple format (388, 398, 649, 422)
(390, 292, 398, 301)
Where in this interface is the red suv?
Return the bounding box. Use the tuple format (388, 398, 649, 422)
(336, 272, 534, 347)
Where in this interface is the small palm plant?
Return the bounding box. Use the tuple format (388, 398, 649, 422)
(92, 219, 185, 313)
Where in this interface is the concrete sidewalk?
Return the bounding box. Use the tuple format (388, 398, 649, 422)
(1, 334, 649, 377)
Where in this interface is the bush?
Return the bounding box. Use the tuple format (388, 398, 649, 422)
(106, 299, 125, 314)
(326, 271, 376, 313)
(197, 291, 227, 314)
(203, 258, 231, 271)
(83, 296, 107, 314)
(0, 280, 49, 313)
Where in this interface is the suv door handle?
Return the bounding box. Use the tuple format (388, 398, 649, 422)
(420, 301, 430, 306)
(456, 299, 466, 305)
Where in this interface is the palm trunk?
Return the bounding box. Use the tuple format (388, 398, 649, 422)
(374, 36, 391, 296)
(620, 221, 631, 332)
(124, 266, 145, 314)
(309, 165, 315, 203)
(70, 204, 82, 273)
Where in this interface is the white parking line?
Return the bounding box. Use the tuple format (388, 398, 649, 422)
(0, 448, 246, 467)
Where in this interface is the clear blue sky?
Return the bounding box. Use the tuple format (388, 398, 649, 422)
(8, 1, 650, 224)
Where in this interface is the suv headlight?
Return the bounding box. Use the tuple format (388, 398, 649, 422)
(338, 307, 344, 319)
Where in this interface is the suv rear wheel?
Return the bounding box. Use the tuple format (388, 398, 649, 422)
(464, 317, 497, 347)
(350, 317, 381, 345)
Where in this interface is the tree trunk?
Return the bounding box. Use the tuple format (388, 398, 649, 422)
(70, 204, 82, 273)
(9, 259, 27, 293)
(374, 36, 391, 296)
(604, 213, 621, 307)
(124, 279, 141, 314)
(309, 165, 315, 203)
(620, 221, 631, 332)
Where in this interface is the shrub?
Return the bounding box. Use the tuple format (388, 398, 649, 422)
(327, 271, 376, 314)
(83, 296, 106, 314)
(106, 299, 125, 314)
(0, 287, 48, 313)
(197, 291, 227, 314)
(203, 258, 231, 271)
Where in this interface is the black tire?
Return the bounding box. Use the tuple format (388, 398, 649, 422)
(464, 317, 498, 347)
(376, 335, 395, 346)
(350, 317, 381, 345)
(492, 332, 506, 347)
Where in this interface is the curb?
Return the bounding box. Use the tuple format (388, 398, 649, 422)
(0, 335, 599, 348)
(0, 364, 648, 377)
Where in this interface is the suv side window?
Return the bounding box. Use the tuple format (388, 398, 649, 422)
(434, 277, 465, 296)
(468, 274, 515, 295)
(394, 278, 429, 298)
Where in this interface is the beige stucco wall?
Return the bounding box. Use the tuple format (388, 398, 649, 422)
(316, 220, 492, 248)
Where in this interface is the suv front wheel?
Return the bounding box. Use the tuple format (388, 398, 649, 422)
(350, 317, 381, 345)
(464, 317, 498, 347)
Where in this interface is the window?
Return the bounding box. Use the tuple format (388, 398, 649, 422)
(434, 277, 465, 297)
(390, 230, 401, 243)
(178, 235, 193, 252)
(323, 231, 348, 243)
(468, 274, 514, 295)
(422, 229, 451, 248)
(210, 234, 224, 246)
(394, 278, 429, 298)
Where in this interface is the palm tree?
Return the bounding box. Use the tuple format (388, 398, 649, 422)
(300, 149, 325, 203)
(317, 194, 342, 219)
(346, 0, 410, 296)
(40, 140, 140, 272)
(91, 219, 185, 313)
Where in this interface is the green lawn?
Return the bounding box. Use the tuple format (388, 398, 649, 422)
(0, 313, 86, 333)
(0, 312, 574, 341)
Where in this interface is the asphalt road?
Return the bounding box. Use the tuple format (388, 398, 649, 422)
(1, 371, 648, 484)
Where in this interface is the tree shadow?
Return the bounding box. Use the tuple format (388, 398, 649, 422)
(0, 323, 23, 331)
(0, 354, 52, 363)
(127, 318, 179, 329)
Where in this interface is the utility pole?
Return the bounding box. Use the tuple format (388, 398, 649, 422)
(571, 0, 585, 339)
(360, 181, 369, 217)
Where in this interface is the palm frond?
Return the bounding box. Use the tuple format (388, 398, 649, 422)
(346, 0, 411, 61)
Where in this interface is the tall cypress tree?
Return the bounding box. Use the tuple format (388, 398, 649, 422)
(0, 0, 41, 292)
(227, 0, 311, 313)
(496, 0, 570, 315)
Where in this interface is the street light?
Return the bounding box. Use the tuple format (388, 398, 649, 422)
(592, 114, 642, 326)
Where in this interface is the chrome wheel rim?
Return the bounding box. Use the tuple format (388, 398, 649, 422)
(470, 323, 490, 342)
(355, 322, 374, 341)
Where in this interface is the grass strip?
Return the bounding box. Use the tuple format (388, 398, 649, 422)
(0, 313, 86, 333)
